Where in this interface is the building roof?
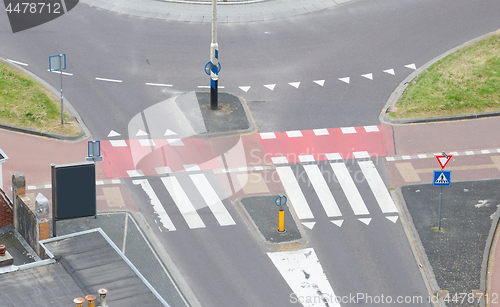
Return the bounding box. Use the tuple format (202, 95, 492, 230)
(0, 228, 168, 307)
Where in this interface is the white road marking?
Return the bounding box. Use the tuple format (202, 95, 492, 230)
(155, 166, 172, 175)
(139, 139, 156, 147)
(358, 160, 398, 213)
(358, 218, 372, 225)
(383, 69, 395, 75)
(303, 164, 342, 217)
(268, 248, 340, 307)
(331, 220, 343, 227)
(330, 162, 370, 215)
(108, 130, 121, 137)
(95, 77, 123, 83)
(47, 69, 73, 76)
(405, 63, 417, 70)
(341, 127, 357, 134)
(361, 73, 373, 80)
(7, 59, 28, 66)
(302, 222, 316, 230)
(289, 82, 300, 88)
(298, 155, 315, 162)
(286, 130, 303, 137)
(386, 216, 399, 223)
(353, 151, 370, 158)
(127, 170, 144, 177)
(259, 132, 276, 139)
(239, 86, 251, 92)
(338, 77, 350, 84)
(110, 140, 127, 147)
(133, 179, 176, 231)
(136, 129, 148, 136)
(313, 128, 329, 135)
(161, 176, 205, 229)
(190, 174, 236, 226)
(325, 153, 342, 160)
(184, 164, 201, 171)
(264, 84, 276, 91)
(164, 129, 177, 136)
(313, 80, 325, 86)
(167, 139, 184, 146)
(271, 156, 289, 164)
(276, 166, 314, 219)
(146, 82, 172, 87)
(363, 125, 379, 132)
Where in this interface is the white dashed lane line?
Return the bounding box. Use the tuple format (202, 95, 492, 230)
(146, 82, 172, 87)
(47, 69, 73, 76)
(95, 77, 123, 83)
(7, 59, 28, 66)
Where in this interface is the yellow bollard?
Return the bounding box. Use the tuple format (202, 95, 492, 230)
(279, 209, 285, 232)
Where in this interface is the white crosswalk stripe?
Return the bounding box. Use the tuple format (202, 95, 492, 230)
(358, 161, 398, 213)
(303, 165, 342, 217)
(161, 176, 206, 229)
(330, 162, 370, 215)
(133, 179, 176, 231)
(190, 174, 236, 226)
(276, 166, 314, 220)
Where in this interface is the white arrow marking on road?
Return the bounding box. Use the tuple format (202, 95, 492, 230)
(331, 220, 344, 227)
(386, 216, 399, 223)
(136, 129, 148, 137)
(164, 129, 177, 136)
(239, 86, 251, 92)
(405, 63, 417, 70)
(383, 69, 395, 75)
(289, 82, 300, 88)
(338, 77, 350, 84)
(313, 80, 325, 86)
(302, 222, 316, 230)
(358, 218, 372, 225)
(7, 59, 28, 66)
(361, 73, 373, 80)
(107, 130, 121, 137)
(268, 248, 340, 307)
(264, 84, 276, 91)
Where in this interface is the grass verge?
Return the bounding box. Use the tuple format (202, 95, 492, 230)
(0, 61, 80, 136)
(389, 30, 500, 119)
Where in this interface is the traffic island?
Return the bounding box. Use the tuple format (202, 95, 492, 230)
(174, 91, 256, 138)
(237, 195, 307, 251)
(395, 179, 500, 305)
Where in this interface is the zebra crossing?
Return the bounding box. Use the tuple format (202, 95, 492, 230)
(131, 159, 398, 232)
(278, 160, 399, 228)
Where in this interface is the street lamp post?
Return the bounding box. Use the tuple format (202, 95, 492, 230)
(210, 0, 218, 110)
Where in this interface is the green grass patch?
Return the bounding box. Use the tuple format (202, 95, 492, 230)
(390, 31, 500, 119)
(0, 61, 80, 136)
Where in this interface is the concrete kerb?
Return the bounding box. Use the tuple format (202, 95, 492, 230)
(0, 58, 90, 142)
(391, 187, 444, 307)
(234, 196, 308, 251)
(483, 205, 500, 307)
(379, 29, 500, 126)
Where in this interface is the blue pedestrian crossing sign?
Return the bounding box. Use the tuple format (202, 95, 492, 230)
(433, 170, 451, 186)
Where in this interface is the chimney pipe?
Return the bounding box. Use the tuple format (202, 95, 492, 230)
(98, 288, 108, 307)
(0, 244, 5, 256)
(74, 298, 84, 307)
(85, 295, 96, 307)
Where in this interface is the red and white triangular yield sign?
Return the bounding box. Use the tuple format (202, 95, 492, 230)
(436, 155, 452, 169)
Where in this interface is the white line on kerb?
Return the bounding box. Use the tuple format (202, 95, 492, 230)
(7, 59, 28, 66)
(198, 85, 225, 89)
(95, 77, 122, 83)
(146, 83, 173, 87)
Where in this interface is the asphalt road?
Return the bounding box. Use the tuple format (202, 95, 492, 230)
(1, 0, 500, 306)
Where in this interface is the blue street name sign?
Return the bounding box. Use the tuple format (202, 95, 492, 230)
(433, 170, 451, 186)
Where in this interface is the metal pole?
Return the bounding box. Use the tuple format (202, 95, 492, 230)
(59, 55, 64, 125)
(210, 0, 218, 110)
(438, 185, 443, 230)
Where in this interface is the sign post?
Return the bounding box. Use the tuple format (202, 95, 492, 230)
(434, 152, 452, 231)
(275, 195, 287, 233)
(49, 54, 66, 125)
